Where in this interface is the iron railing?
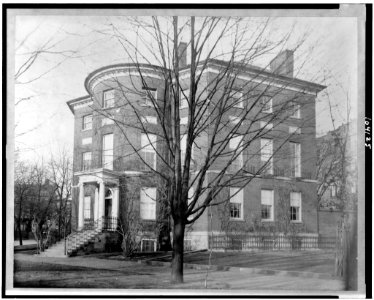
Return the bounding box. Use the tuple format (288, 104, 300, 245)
(209, 233, 338, 251)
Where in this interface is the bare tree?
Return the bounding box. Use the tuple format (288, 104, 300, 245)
(49, 148, 73, 240)
(85, 16, 323, 283)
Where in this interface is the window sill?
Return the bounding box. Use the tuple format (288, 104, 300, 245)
(261, 219, 274, 222)
(290, 220, 302, 224)
(229, 218, 244, 222)
(82, 128, 92, 132)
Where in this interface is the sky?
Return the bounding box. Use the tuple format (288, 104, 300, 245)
(11, 11, 360, 163)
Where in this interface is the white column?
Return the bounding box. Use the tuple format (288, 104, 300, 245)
(94, 186, 99, 221)
(98, 180, 105, 228)
(112, 186, 119, 230)
(78, 183, 84, 230)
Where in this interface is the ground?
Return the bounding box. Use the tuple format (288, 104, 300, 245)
(12, 250, 345, 292)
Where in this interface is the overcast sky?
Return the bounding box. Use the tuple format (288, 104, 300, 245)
(11, 9, 361, 163)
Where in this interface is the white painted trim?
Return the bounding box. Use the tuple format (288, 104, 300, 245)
(88, 69, 163, 91)
(179, 66, 318, 95)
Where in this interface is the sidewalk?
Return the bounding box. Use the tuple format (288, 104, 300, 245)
(14, 253, 344, 291)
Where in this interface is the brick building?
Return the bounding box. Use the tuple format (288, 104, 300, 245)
(66, 48, 325, 254)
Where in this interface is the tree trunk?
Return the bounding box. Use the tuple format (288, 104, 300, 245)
(171, 219, 185, 283)
(17, 219, 23, 246)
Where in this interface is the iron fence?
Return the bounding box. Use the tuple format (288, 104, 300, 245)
(209, 233, 338, 251)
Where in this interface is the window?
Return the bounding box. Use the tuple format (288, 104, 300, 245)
(180, 116, 188, 125)
(229, 135, 243, 171)
(229, 116, 240, 125)
(260, 138, 273, 175)
(290, 142, 301, 177)
(143, 88, 157, 106)
(82, 115, 92, 130)
(260, 121, 273, 131)
(230, 90, 244, 108)
(102, 134, 114, 170)
(102, 117, 114, 126)
(180, 89, 189, 108)
(82, 137, 92, 145)
(261, 190, 274, 221)
(290, 103, 301, 119)
(330, 185, 337, 197)
(103, 90, 115, 108)
(140, 187, 156, 220)
(141, 239, 156, 252)
(181, 135, 187, 164)
(141, 134, 157, 169)
(289, 126, 301, 134)
(141, 116, 157, 124)
(261, 96, 273, 113)
(82, 152, 92, 170)
(290, 192, 302, 222)
(230, 187, 243, 219)
(84, 196, 91, 219)
(187, 187, 195, 221)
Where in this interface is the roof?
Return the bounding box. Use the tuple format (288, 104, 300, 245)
(67, 59, 326, 114)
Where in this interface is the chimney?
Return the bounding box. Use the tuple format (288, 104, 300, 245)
(178, 42, 188, 69)
(270, 50, 294, 78)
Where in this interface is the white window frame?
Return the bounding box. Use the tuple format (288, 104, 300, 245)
(290, 103, 301, 119)
(230, 90, 244, 108)
(290, 142, 301, 177)
(289, 126, 301, 134)
(187, 187, 195, 221)
(229, 135, 243, 171)
(229, 116, 241, 125)
(140, 187, 156, 220)
(82, 137, 92, 145)
(102, 133, 114, 170)
(103, 89, 115, 108)
(180, 89, 189, 109)
(260, 121, 273, 131)
(141, 116, 157, 124)
(143, 88, 157, 106)
(102, 117, 114, 126)
(290, 192, 302, 222)
(82, 152, 92, 170)
(141, 239, 157, 252)
(180, 116, 188, 125)
(229, 187, 244, 220)
(141, 133, 157, 169)
(84, 196, 91, 219)
(260, 138, 273, 175)
(261, 189, 274, 221)
(82, 114, 93, 131)
(261, 96, 273, 113)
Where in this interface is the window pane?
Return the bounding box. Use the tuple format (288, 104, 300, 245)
(261, 97, 272, 113)
(229, 188, 243, 219)
(83, 115, 92, 130)
(261, 190, 273, 220)
(103, 90, 115, 108)
(140, 188, 156, 220)
(84, 196, 91, 219)
(83, 152, 92, 170)
(180, 89, 189, 108)
(290, 143, 301, 177)
(102, 134, 114, 170)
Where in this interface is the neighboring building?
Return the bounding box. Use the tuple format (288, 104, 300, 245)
(65, 46, 325, 255)
(316, 122, 358, 236)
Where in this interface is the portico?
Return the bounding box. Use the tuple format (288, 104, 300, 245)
(76, 169, 120, 231)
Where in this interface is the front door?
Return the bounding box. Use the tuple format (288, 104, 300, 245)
(104, 197, 112, 230)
